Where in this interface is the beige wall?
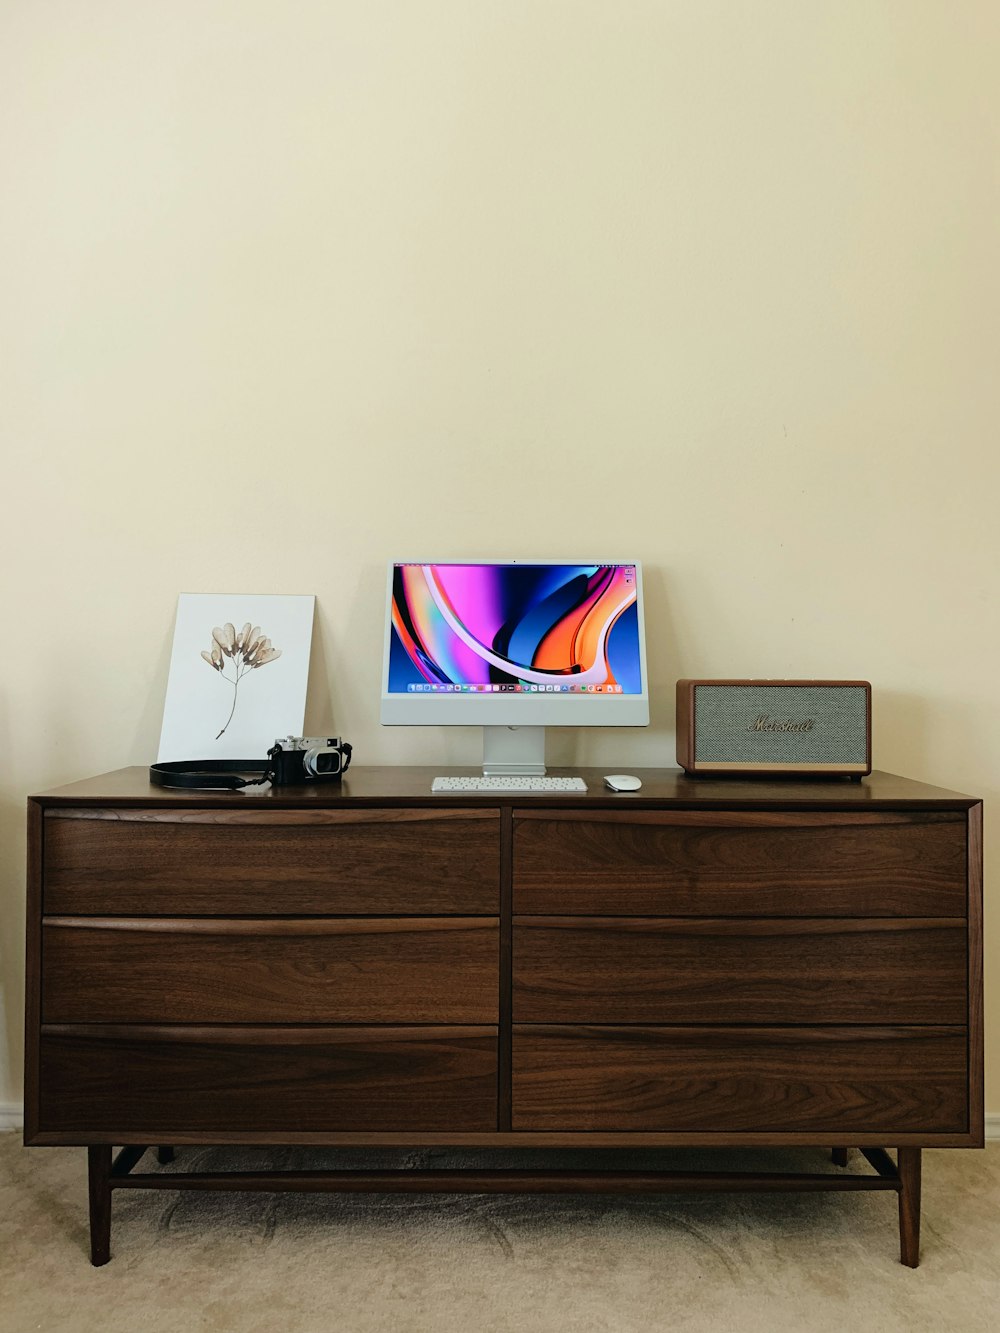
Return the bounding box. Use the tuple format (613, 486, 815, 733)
(1, 1, 997, 1113)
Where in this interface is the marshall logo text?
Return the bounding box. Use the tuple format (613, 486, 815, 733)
(747, 715, 815, 734)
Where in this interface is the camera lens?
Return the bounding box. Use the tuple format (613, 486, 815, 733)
(303, 747, 342, 777)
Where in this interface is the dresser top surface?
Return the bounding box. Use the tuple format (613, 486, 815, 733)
(28, 767, 980, 810)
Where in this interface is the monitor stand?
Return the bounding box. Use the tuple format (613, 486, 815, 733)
(482, 726, 546, 777)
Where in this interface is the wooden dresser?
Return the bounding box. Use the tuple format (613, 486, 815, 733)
(25, 767, 983, 1267)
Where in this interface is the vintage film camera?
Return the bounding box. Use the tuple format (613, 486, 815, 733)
(268, 736, 353, 784)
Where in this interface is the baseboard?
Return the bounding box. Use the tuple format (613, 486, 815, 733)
(1, 1102, 997, 1139)
(0, 1101, 23, 1131)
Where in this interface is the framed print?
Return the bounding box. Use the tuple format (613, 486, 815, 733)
(157, 593, 315, 761)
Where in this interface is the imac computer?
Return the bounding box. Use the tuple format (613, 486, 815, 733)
(381, 561, 649, 779)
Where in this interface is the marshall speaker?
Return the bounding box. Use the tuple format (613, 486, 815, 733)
(676, 680, 872, 778)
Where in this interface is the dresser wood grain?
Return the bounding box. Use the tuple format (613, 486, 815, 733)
(512, 916, 967, 1025)
(43, 917, 499, 1025)
(512, 810, 967, 916)
(24, 767, 983, 1269)
(40, 1025, 499, 1134)
(511, 1025, 969, 1133)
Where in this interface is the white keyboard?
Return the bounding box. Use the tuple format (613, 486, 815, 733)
(431, 775, 588, 794)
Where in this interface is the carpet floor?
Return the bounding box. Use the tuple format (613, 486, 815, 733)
(2, 1134, 998, 1332)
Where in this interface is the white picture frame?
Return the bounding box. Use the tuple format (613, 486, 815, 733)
(157, 593, 315, 761)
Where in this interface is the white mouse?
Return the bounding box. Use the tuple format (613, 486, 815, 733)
(604, 773, 642, 792)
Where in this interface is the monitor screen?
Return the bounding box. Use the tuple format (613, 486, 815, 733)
(381, 561, 648, 726)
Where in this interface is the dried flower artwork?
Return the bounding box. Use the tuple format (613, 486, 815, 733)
(201, 623, 282, 738)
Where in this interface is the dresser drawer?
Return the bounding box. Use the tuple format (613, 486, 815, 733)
(44, 808, 500, 915)
(39, 1026, 498, 1136)
(512, 1026, 968, 1134)
(513, 811, 967, 915)
(513, 917, 967, 1025)
(43, 917, 499, 1024)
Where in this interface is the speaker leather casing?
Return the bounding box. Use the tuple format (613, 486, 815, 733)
(676, 680, 872, 778)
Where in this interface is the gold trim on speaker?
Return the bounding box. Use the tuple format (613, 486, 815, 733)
(696, 761, 869, 772)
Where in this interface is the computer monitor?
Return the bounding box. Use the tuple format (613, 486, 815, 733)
(381, 561, 649, 774)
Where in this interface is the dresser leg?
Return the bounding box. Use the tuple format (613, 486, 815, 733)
(87, 1147, 112, 1267)
(897, 1148, 922, 1268)
(156, 1146, 176, 1165)
(831, 1148, 849, 1167)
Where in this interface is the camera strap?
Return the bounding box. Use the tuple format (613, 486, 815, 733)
(148, 759, 272, 791)
(149, 741, 353, 792)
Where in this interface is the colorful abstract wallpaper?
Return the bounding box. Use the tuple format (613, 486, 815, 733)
(387, 564, 643, 693)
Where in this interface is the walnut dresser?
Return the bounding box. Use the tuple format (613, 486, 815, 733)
(25, 767, 983, 1267)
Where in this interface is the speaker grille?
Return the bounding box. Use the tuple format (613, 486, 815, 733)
(694, 685, 868, 765)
